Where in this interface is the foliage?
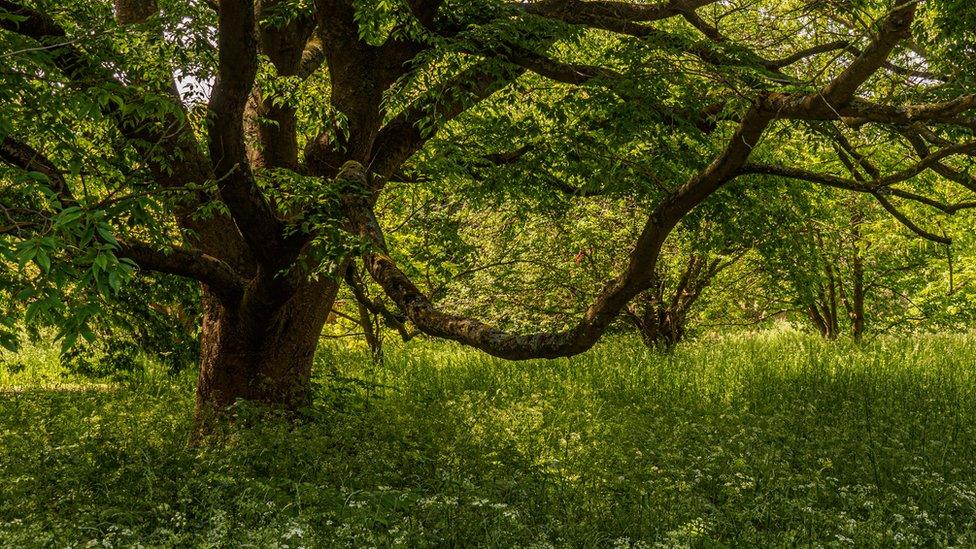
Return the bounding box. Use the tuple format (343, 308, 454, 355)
(5, 0, 975, 370)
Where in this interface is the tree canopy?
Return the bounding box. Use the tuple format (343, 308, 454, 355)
(1, 0, 975, 427)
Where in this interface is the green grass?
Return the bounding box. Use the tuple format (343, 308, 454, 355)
(2, 329, 976, 547)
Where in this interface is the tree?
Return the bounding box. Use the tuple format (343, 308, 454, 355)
(626, 246, 740, 349)
(2, 0, 975, 431)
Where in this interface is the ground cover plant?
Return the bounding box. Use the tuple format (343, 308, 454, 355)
(3, 330, 976, 547)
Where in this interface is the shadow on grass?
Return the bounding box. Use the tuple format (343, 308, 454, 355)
(2, 333, 976, 546)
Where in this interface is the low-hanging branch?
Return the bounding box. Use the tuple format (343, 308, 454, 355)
(873, 192, 951, 244)
(521, 0, 721, 29)
(343, 104, 772, 359)
(341, 0, 955, 359)
(898, 127, 976, 193)
(116, 241, 246, 303)
(343, 263, 415, 342)
(0, 135, 76, 205)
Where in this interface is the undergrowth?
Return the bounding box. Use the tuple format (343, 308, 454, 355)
(2, 329, 975, 547)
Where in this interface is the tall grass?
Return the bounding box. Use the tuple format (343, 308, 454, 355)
(2, 328, 976, 546)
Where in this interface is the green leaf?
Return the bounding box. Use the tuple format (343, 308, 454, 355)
(0, 331, 19, 353)
(108, 270, 121, 293)
(57, 207, 85, 226)
(59, 331, 78, 355)
(16, 243, 37, 269)
(97, 253, 110, 269)
(96, 224, 118, 247)
(35, 248, 51, 273)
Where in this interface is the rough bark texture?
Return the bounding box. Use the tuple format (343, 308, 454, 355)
(194, 278, 340, 432)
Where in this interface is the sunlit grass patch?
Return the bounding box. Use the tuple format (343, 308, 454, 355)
(2, 329, 976, 546)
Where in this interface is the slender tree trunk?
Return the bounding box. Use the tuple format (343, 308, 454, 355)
(632, 292, 684, 349)
(824, 262, 840, 338)
(633, 303, 690, 349)
(808, 299, 839, 339)
(643, 314, 685, 348)
(849, 209, 866, 342)
(850, 249, 865, 342)
(808, 303, 829, 337)
(356, 298, 383, 365)
(193, 277, 340, 434)
(630, 253, 727, 350)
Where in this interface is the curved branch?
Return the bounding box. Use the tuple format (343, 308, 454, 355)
(209, 0, 292, 268)
(369, 60, 526, 179)
(768, 95, 976, 131)
(820, 1, 916, 105)
(766, 40, 851, 70)
(739, 162, 976, 215)
(345, 107, 771, 359)
(343, 263, 414, 342)
(502, 44, 624, 86)
(117, 241, 245, 303)
(872, 193, 951, 244)
(522, 0, 720, 34)
(899, 127, 976, 193)
(841, 96, 976, 129)
(0, 135, 75, 204)
(763, 1, 918, 118)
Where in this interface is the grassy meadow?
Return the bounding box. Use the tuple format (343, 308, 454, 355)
(2, 329, 976, 547)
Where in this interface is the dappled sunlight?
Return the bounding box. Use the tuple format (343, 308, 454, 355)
(2, 0, 975, 545)
(4, 332, 975, 545)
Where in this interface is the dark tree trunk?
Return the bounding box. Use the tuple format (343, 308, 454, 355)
(634, 308, 687, 349)
(193, 277, 340, 434)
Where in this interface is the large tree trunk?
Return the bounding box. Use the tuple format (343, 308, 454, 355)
(192, 277, 340, 434)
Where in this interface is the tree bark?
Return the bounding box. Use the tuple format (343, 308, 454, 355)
(630, 280, 689, 350)
(634, 309, 686, 349)
(192, 277, 340, 434)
